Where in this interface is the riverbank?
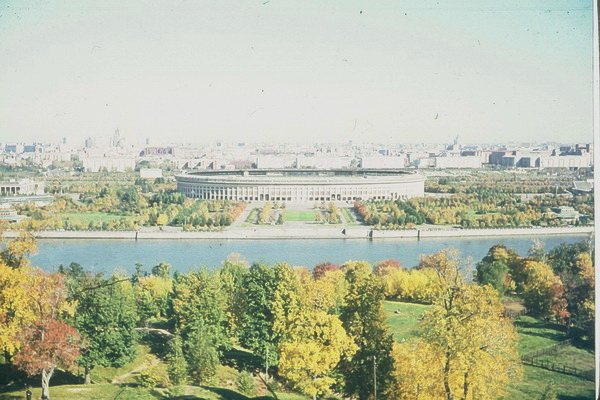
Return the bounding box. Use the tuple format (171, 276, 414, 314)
(3, 226, 593, 240)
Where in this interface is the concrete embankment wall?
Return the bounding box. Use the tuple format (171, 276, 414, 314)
(2, 226, 592, 240)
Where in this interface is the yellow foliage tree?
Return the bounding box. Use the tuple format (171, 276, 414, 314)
(278, 310, 356, 400)
(389, 339, 445, 400)
(0, 262, 35, 355)
(421, 283, 522, 400)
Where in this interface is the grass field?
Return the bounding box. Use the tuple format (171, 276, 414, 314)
(513, 315, 567, 356)
(282, 210, 315, 221)
(384, 300, 433, 342)
(245, 208, 259, 223)
(340, 208, 356, 223)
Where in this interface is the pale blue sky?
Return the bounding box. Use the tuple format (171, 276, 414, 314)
(0, 0, 594, 145)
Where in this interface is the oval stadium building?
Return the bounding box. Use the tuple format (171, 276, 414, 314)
(175, 169, 425, 202)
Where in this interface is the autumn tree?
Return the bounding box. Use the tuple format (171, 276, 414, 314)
(271, 262, 302, 348)
(13, 270, 81, 399)
(515, 259, 568, 320)
(0, 261, 35, 358)
(279, 310, 356, 400)
(415, 249, 522, 400)
(337, 261, 395, 400)
(172, 269, 228, 382)
(388, 339, 445, 400)
(14, 319, 81, 399)
(313, 262, 341, 279)
(374, 259, 403, 276)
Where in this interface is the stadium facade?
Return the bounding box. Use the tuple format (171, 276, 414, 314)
(175, 169, 425, 202)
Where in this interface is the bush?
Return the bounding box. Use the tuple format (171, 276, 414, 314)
(236, 371, 256, 397)
(135, 364, 170, 389)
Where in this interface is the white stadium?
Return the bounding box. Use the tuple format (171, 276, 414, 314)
(175, 169, 425, 202)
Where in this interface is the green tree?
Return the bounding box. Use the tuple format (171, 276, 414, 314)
(70, 274, 138, 384)
(337, 261, 395, 400)
(239, 262, 277, 356)
(171, 269, 228, 347)
(475, 260, 508, 294)
(167, 334, 188, 385)
(220, 260, 249, 343)
(186, 324, 220, 384)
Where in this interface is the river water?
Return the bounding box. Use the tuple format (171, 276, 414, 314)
(30, 234, 589, 274)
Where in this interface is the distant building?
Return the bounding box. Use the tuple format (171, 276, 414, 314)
(360, 156, 407, 169)
(433, 156, 482, 169)
(571, 180, 594, 195)
(176, 169, 426, 202)
(0, 179, 45, 196)
(82, 157, 136, 172)
(140, 147, 175, 156)
(552, 206, 581, 222)
(139, 168, 163, 179)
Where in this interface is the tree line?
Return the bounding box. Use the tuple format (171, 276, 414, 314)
(0, 231, 592, 399)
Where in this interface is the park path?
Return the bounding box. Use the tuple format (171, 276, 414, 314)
(111, 356, 160, 384)
(230, 202, 256, 227)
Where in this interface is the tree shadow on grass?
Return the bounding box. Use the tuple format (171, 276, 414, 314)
(514, 320, 567, 342)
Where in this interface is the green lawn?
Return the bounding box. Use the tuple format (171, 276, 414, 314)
(513, 315, 567, 356)
(340, 208, 356, 223)
(245, 208, 259, 224)
(503, 365, 594, 400)
(384, 300, 433, 342)
(282, 210, 316, 221)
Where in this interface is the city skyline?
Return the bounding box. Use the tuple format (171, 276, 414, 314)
(0, 0, 595, 144)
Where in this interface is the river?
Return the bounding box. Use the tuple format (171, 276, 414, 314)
(29, 234, 590, 274)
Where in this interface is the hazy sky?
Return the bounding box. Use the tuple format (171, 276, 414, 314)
(0, 0, 594, 145)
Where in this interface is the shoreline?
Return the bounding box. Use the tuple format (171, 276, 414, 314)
(2, 226, 593, 240)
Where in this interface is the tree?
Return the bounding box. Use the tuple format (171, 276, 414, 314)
(313, 262, 341, 279)
(388, 339, 445, 400)
(0, 231, 37, 269)
(418, 251, 522, 400)
(14, 319, 81, 399)
(12, 270, 81, 399)
(167, 334, 188, 385)
(239, 263, 277, 355)
(220, 261, 249, 343)
(186, 324, 220, 384)
(475, 260, 508, 295)
(0, 261, 35, 357)
(70, 274, 138, 384)
(515, 259, 567, 320)
(279, 310, 356, 400)
(374, 259, 403, 276)
(271, 262, 302, 348)
(338, 261, 396, 400)
(172, 269, 227, 344)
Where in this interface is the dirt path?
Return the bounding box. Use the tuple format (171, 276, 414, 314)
(111, 356, 160, 384)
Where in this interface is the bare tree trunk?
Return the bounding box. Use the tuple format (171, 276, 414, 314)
(462, 371, 469, 400)
(84, 365, 92, 384)
(444, 354, 454, 400)
(41, 367, 54, 399)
